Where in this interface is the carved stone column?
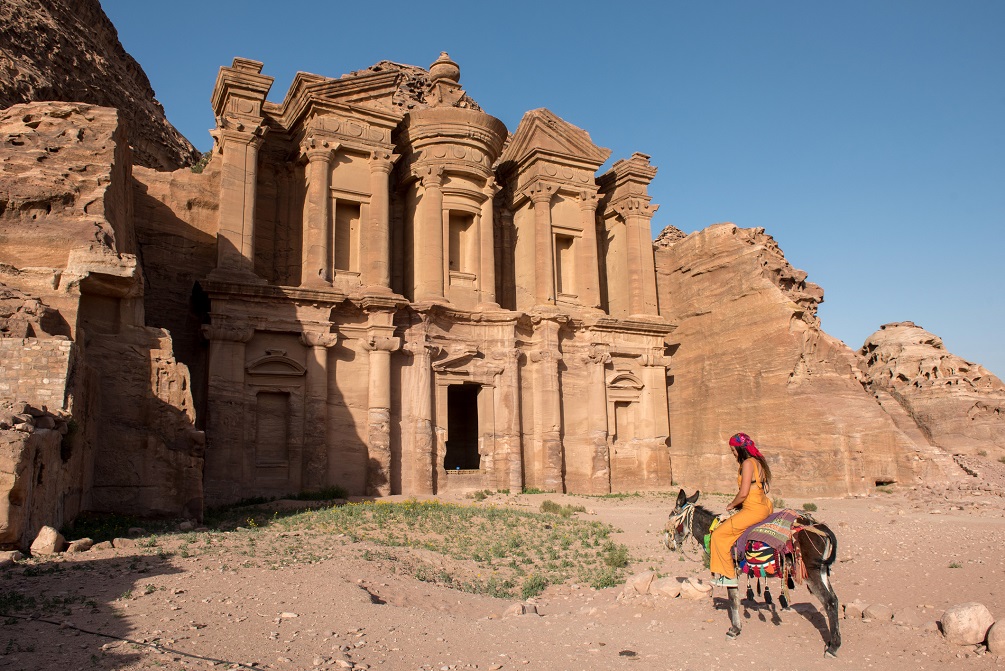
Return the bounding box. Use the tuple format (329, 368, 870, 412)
(585, 346, 612, 493)
(499, 207, 515, 309)
(415, 166, 446, 302)
(530, 348, 563, 492)
(364, 334, 401, 495)
(301, 138, 336, 287)
(478, 178, 500, 307)
(528, 183, 556, 305)
(299, 330, 339, 491)
(404, 340, 439, 494)
(640, 352, 673, 486)
(491, 347, 523, 491)
(616, 199, 660, 316)
(364, 150, 399, 291)
(578, 189, 602, 309)
(201, 320, 254, 503)
(211, 124, 267, 282)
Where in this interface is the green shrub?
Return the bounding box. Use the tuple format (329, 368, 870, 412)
(802, 502, 818, 512)
(772, 497, 786, 508)
(602, 541, 629, 568)
(521, 574, 548, 599)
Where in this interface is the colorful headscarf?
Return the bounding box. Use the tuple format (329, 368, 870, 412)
(729, 432, 764, 459)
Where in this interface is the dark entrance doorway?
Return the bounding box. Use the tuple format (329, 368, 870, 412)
(445, 384, 480, 470)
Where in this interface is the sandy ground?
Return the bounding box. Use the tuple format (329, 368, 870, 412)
(1, 475, 1004, 671)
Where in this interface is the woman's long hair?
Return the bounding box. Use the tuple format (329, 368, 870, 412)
(735, 445, 772, 493)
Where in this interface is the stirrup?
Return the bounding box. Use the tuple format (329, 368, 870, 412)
(710, 575, 738, 587)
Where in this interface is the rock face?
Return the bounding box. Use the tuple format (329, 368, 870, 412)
(654, 223, 930, 496)
(0, 0, 197, 171)
(861, 322, 1005, 455)
(0, 101, 202, 548)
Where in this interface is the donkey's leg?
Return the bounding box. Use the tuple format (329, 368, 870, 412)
(726, 586, 742, 639)
(806, 568, 841, 657)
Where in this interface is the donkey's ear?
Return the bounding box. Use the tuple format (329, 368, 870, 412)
(675, 489, 686, 507)
(686, 490, 700, 504)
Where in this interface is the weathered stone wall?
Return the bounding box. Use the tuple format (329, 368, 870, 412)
(0, 337, 72, 408)
(654, 223, 931, 497)
(132, 163, 220, 424)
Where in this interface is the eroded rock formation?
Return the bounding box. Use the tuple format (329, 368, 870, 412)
(0, 0, 197, 170)
(654, 223, 935, 496)
(861, 322, 1005, 455)
(0, 101, 202, 548)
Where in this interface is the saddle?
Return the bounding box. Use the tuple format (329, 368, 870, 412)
(732, 509, 808, 580)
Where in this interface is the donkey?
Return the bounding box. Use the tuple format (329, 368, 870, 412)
(667, 489, 841, 658)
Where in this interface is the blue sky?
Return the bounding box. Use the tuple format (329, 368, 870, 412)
(100, 0, 1004, 378)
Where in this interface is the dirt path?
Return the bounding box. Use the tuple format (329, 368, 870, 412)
(1, 485, 1003, 671)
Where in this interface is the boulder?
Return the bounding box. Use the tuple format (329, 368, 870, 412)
(679, 577, 712, 600)
(864, 603, 893, 621)
(844, 600, 868, 619)
(650, 577, 682, 598)
(111, 537, 136, 549)
(503, 603, 539, 617)
(625, 571, 656, 595)
(0, 550, 23, 567)
(66, 538, 94, 553)
(91, 541, 113, 551)
(987, 621, 1005, 655)
(29, 525, 65, 554)
(941, 602, 995, 645)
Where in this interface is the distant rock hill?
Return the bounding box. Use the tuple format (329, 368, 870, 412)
(861, 321, 1005, 453)
(0, 0, 198, 171)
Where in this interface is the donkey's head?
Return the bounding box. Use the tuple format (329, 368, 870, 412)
(667, 488, 701, 550)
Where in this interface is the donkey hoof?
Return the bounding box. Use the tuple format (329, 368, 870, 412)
(726, 627, 741, 640)
(824, 648, 838, 659)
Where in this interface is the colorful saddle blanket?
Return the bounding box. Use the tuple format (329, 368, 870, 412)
(732, 509, 803, 577)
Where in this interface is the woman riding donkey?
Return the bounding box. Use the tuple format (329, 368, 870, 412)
(709, 432, 773, 588)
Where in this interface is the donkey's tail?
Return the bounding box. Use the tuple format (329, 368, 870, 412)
(818, 523, 838, 569)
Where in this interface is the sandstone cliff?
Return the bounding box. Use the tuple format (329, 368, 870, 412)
(0, 0, 198, 171)
(654, 223, 937, 497)
(861, 322, 1005, 456)
(0, 102, 203, 546)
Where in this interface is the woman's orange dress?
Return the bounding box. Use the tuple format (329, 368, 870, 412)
(709, 461, 773, 579)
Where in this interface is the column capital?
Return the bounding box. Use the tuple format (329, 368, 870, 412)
(300, 136, 338, 163)
(578, 188, 600, 211)
(201, 321, 254, 343)
(369, 150, 400, 174)
(403, 341, 442, 358)
(614, 197, 659, 219)
(526, 181, 557, 205)
(299, 330, 339, 349)
(640, 352, 673, 368)
(529, 349, 562, 364)
(489, 347, 522, 364)
(483, 176, 502, 198)
(585, 344, 612, 365)
(363, 336, 401, 353)
(414, 164, 445, 188)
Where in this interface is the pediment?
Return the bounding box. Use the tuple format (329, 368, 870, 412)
(609, 372, 644, 390)
(499, 108, 611, 169)
(246, 350, 306, 376)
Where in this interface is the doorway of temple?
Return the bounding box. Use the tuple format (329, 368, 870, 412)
(444, 383, 480, 470)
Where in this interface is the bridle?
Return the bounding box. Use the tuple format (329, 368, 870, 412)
(663, 502, 697, 552)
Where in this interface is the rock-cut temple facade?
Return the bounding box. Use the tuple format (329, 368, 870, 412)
(200, 54, 675, 504)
